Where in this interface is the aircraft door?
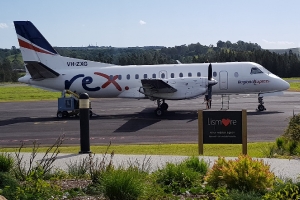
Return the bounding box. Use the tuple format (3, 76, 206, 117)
(159, 70, 168, 79)
(219, 71, 228, 90)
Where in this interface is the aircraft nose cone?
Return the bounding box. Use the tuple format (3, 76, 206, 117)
(282, 80, 290, 91)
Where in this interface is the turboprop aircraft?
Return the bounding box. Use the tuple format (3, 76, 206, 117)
(14, 21, 290, 116)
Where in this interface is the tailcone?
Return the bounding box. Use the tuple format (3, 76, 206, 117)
(18, 75, 30, 84)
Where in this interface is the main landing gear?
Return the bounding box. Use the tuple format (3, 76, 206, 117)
(155, 99, 168, 116)
(257, 95, 266, 111)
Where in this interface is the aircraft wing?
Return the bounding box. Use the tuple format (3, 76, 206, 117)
(141, 79, 177, 94)
(25, 61, 60, 80)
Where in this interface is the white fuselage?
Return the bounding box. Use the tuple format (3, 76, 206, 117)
(19, 61, 290, 100)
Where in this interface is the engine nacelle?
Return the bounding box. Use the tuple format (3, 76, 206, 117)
(152, 77, 208, 100)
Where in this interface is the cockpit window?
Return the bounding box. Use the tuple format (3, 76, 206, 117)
(250, 67, 263, 74)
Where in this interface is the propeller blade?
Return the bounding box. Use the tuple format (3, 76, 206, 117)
(207, 85, 212, 100)
(208, 63, 212, 80)
(207, 63, 213, 108)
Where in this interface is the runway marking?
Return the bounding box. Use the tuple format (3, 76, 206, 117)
(34, 121, 67, 125)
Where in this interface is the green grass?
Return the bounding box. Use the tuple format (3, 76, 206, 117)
(0, 85, 60, 102)
(0, 143, 274, 158)
(288, 82, 300, 92)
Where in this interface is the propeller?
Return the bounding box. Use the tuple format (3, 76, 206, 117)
(207, 63, 212, 100)
(206, 63, 218, 108)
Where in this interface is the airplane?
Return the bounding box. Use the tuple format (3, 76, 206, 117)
(14, 21, 290, 116)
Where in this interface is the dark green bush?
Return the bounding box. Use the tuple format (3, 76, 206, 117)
(0, 153, 14, 173)
(155, 162, 201, 194)
(284, 114, 300, 142)
(0, 172, 19, 199)
(100, 168, 145, 200)
(182, 156, 209, 175)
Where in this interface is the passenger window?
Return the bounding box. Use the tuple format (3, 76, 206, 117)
(118, 75, 122, 80)
(234, 72, 239, 77)
(251, 67, 263, 74)
(161, 73, 165, 79)
(109, 75, 113, 80)
(188, 72, 192, 77)
(152, 73, 156, 78)
(135, 74, 139, 79)
(127, 74, 130, 80)
(197, 72, 201, 77)
(171, 73, 174, 78)
(213, 72, 217, 77)
(144, 74, 147, 79)
(179, 73, 183, 77)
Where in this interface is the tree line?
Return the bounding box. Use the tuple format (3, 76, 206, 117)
(1, 41, 300, 82)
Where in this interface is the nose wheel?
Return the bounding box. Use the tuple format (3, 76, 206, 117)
(257, 96, 266, 111)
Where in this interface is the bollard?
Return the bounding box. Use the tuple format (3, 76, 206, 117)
(79, 93, 91, 154)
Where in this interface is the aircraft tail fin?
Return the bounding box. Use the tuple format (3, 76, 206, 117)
(14, 21, 58, 62)
(14, 21, 115, 75)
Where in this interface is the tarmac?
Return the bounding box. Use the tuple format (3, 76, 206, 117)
(13, 152, 300, 182)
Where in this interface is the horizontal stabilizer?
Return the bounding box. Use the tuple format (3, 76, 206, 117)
(141, 79, 177, 93)
(25, 61, 60, 80)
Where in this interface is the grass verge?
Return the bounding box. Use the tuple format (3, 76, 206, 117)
(0, 85, 60, 102)
(0, 142, 273, 158)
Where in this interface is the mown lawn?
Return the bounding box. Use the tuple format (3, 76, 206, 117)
(0, 142, 274, 157)
(0, 84, 60, 102)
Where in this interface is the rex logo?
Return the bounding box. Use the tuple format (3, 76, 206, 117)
(64, 72, 122, 92)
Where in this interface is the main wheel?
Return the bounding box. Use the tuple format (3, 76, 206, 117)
(155, 108, 163, 116)
(57, 111, 63, 118)
(161, 102, 169, 111)
(62, 111, 69, 118)
(258, 105, 265, 111)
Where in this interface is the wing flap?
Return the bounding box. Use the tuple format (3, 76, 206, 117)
(141, 79, 177, 94)
(25, 61, 60, 80)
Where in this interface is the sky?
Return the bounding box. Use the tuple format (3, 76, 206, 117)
(1, 0, 300, 50)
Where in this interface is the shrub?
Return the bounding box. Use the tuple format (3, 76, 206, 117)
(284, 114, 300, 142)
(67, 158, 89, 178)
(276, 137, 284, 150)
(0, 172, 19, 199)
(100, 168, 145, 200)
(263, 138, 300, 157)
(288, 140, 298, 155)
(15, 177, 63, 199)
(0, 153, 14, 173)
(220, 189, 263, 200)
(182, 156, 209, 175)
(205, 155, 275, 192)
(264, 181, 300, 199)
(155, 162, 201, 194)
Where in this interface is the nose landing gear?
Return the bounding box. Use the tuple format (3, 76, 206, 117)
(257, 96, 266, 111)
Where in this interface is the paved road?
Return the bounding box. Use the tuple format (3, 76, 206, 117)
(0, 92, 299, 147)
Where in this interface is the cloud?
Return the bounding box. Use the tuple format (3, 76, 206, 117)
(0, 23, 8, 29)
(139, 20, 146, 25)
(262, 39, 294, 46)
